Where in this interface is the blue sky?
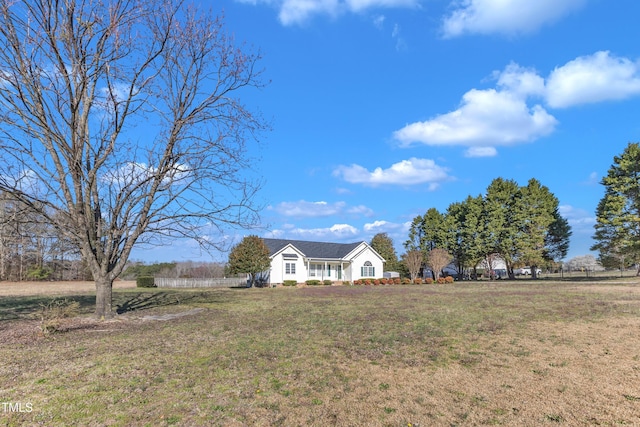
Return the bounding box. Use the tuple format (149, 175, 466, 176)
(132, 0, 640, 263)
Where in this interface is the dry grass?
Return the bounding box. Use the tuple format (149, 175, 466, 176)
(1, 279, 640, 426)
(0, 280, 136, 297)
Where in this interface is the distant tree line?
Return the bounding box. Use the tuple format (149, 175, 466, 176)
(0, 190, 232, 282)
(0, 192, 91, 281)
(121, 261, 228, 280)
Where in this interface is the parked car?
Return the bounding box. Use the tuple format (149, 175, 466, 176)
(515, 267, 541, 276)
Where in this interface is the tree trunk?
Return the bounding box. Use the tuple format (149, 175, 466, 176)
(95, 277, 114, 319)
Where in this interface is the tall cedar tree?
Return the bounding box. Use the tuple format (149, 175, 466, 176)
(592, 142, 640, 274)
(228, 236, 271, 287)
(444, 195, 485, 277)
(370, 233, 399, 272)
(517, 179, 559, 278)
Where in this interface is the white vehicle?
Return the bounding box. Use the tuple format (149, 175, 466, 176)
(515, 267, 541, 276)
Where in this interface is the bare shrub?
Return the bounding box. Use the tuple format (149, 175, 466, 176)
(39, 299, 80, 334)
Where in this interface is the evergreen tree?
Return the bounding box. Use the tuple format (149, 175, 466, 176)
(445, 195, 486, 278)
(544, 207, 572, 265)
(484, 178, 521, 277)
(228, 236, 271, 287)
(370, 233, 400, 272)
(592, 143, 640, 274)
(517, 179, 559, 278)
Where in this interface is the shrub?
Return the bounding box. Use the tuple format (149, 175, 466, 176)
(136, 276, 156, 288)
(39, 298, 80, 334)
(445, 276, 454, 284)
(323, 280, 332, 286)
(283, 280, 297, 287)
(425, 277, 434, 284)
(305, 280, 321, 286)
(413, 278, 422, 285)
(27, 266, 52, 280)
(343, 281, 352, 286)
(401, 278, 411, 285)
(437, 277, 446, 284)
(364, 279, 372, 285)
(393, 278, 401, 285)
(373, 279, 380, 285)
(353, 279, 361, 285)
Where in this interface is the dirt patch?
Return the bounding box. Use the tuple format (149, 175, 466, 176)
(0, 280, 136, 297)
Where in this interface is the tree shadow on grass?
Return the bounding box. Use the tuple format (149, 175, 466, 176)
(114, 292, 193, 314)
(1, 290, 195, 321)
(1, 287, 244, 322)
(0, 294, 97, 322)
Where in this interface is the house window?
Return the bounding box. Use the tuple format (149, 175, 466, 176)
(285, 263, 296, 275)
(361, 261, 375, 277)
(309, 264, 323, 277)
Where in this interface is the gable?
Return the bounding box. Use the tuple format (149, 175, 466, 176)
(344, 242, 386, 263)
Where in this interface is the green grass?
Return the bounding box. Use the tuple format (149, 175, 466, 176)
(1, 281, 639, 426)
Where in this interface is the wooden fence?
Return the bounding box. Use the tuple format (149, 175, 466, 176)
(155, 277, 247, 288)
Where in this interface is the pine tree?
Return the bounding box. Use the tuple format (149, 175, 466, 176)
(370, 233, 400, 272)
(592, 143, 640, 274)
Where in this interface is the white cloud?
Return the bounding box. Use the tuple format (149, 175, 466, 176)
(278, 0, 339, 26)
(558, 205, 596, 234)
(496, 63, 546, 97)
(347, 205, 375, 216)
(465, 146, 497, 157)
(335, 187, 352, 195)
(364, 220, 389, 232)
(373, 14, 385, 29)
(392, 23, 407, 51)
(242, 0, 419, 26)
(583, 172, 599, 186)
(333, 157, 451, 188)
(546, 51, 640, 108)
(269, 200, 346, 217)
(363, 220, 408, 233)
(442, 0, 586, 38)
(393, 52, 640, 154)
(393, 87, 557, 149)
(102, 162, 190, 188)
(269, 200, 375, 218)
(0, 169, 40, 195)
(266, 223, 360, 240)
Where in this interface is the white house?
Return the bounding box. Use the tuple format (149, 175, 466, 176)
(263, 238, 385, 285)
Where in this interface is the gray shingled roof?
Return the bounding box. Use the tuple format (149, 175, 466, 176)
(263, 238, 364, 259)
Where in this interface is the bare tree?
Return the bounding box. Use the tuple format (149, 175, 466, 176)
(0, 1, 267, 317)
(403, 249, 423, 281)
(427, 248, 452, 280)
